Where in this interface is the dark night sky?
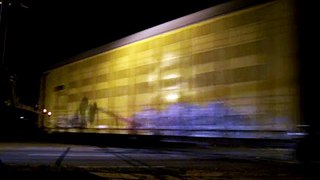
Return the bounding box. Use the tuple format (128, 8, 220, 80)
(4, 0, 229, 104)
(4, 0, 231, 105)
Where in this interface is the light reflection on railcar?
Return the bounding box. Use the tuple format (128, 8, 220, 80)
(40, 0, 301, 140)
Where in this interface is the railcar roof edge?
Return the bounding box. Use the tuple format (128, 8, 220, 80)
(44, 0, 271, 73)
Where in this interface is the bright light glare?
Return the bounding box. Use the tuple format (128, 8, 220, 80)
(96, 125, 107, 129)
(165, 93, 179, 102)
(42, 109, 47, 113)
(163, 85, 180, 90)
(163, 73, 180, 80)
(47, 111, 52, 116)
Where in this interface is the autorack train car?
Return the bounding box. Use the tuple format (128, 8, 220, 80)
(39, 0, 301, 139)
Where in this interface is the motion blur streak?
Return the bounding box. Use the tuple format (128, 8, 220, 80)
(39, 0, 300, 139)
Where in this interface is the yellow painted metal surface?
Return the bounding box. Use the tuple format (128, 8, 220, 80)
(41, 0, 299, 138)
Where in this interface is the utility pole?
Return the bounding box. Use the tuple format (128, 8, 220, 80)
(1, 0, 34, 112)
(0, 0, 10, 109)
(0, 0, 10, 67)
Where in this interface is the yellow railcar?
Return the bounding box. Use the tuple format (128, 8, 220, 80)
(39, 0, 300, 139)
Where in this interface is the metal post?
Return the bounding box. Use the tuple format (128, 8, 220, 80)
(0, 0, 10, 67)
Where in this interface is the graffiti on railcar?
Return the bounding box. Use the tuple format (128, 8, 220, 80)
(42, 0, 299, 138)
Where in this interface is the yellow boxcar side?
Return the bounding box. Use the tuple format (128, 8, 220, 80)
(40, 0, 299, 139)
